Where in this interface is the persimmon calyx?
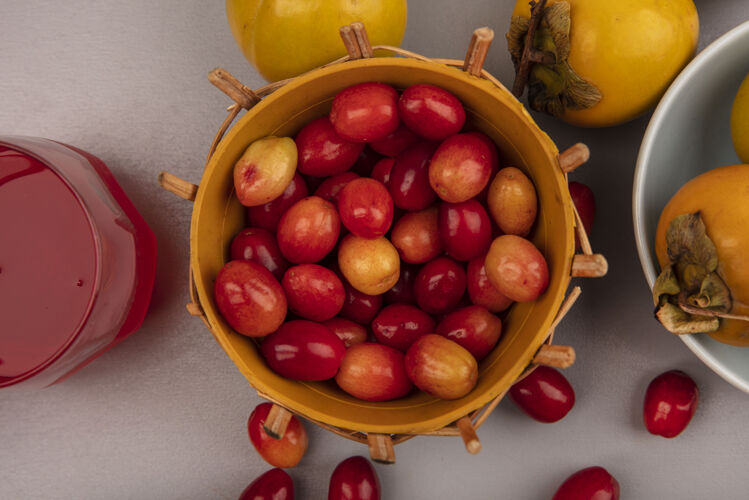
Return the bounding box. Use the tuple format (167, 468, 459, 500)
(507, 1, 602, 117)
(653, 212, 734, 335)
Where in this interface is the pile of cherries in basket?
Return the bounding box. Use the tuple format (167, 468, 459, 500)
(219, 82, 701, 500)
(215, 81, 557, 403)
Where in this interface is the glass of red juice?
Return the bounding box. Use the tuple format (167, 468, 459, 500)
(0, 136, 157, 389)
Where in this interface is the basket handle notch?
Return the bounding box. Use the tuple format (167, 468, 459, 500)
(463, 27, 494, 77)
(340, 22, 374, 59)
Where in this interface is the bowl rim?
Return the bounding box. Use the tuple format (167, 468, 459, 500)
(633, 19, 749, 394)
(191, 56, 576, 433)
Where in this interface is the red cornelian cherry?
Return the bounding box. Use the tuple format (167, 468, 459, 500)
(383, 263, 419, 305)
(414, 257, 467, 315)
(230, 228, 288, 280)
(248, 402, 308, 468)
(214, 260, 287, 338)
(314, 172, 360, 205)
(466, 254, 513, 313)
(438, 199, 492, 261)
(322, 317, 368, 348)
(238, 468, 294, 500)
(389, 141, 439, 211)
(569, 181, 596, 236)
(337, 178, 394, 238)
(276, 196, 340, 264)
(552, 466, 620, 500)
(339, 281, 383, 325)
(371, 304, 435, 352)
(398, 84, 465, 140)
(643, 370, 698, 438)
(330, 82, 400, 143)
(246, 173, 308, 232)
(261, 320, 345, 381)
(282, 264, 345, 321)
(295, 116, 364, 176)
(369, 123, 419, 157)
(328, 456, 381, 500)
(435, 305, 502, 361)
(509, 365, 575, 423)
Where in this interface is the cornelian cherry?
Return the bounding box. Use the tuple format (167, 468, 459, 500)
(435, 305, 502, 361)
(282, 264, 345, 321)
(398, 84, 465, 140)
(383, 263, 418, 305)
(390, 206, 442, 264)
(295, 116, 364, 176)
(339, 281, 383, 325)
(330, 82, 400, 143)
(322, 317, 368, 348)
(485, 235, 549, 302)
(328, 456, 381, 500)
(466, 254, 513, 313)
(569, 181, 596, 238)
(314, 172, 359, 204)
(248, 402, 308, 468)
(246, 173, 308, 232)
(277, 196, 340, 264)
(509, 365, 575, 423)
(238, 468, 294, 500)
(389, 141, 439, 211)
(261, 320, 345, 381)
(438, 200, 492, 261)
(370, 157, 395, 187)
(368, 123, 419, 157)
(414, 257, 466, 315)
(552, 466, 620, 500)
(336, 343, 412, 401)
(372, 304, 435, 352)
(337, 178, 394, 238)
(643, 370, 698, 438)
(230, 228, 288, 280)
(214, 260, 287, 338)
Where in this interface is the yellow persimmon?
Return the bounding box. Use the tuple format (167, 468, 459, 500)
(226, 0, 407, 82)
(731, 73, 749, 163)
(511, 0, 699, 127)
(655, 164, 749, 346)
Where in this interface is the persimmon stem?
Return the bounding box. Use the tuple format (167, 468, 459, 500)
(677, 295, 749, 322)
(511, 0, 552, 98)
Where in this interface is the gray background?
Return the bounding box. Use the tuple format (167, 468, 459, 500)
(2, 1, 749, 498)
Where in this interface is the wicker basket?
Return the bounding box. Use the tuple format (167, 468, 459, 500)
(159, 24, 607, 463)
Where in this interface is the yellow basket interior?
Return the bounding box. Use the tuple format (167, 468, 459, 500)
(191, 57, 575, 435)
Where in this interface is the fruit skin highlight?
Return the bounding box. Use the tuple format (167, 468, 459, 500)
(655, 164, 749, 345)
(226, 0, 407, 82)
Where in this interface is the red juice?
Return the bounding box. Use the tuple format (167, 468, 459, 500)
(0, 137, 157, 389)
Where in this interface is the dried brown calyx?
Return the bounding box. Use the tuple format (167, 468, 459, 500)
(653, 213, 735, 335)
(507, 0, 601, 117)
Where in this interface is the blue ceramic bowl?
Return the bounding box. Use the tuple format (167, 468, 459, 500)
(634, 20, 749, 392)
